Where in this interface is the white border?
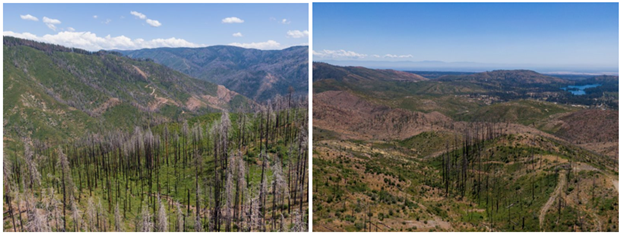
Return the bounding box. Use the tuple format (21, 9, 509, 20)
(1, 0, 622, 234)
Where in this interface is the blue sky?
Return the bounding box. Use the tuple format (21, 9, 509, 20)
(313, 3, 618, 72)
(4, 3, 308, 51)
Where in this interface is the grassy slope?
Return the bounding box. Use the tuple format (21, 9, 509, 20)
(456, 100, 580, 126)
(313, 133, 618, 232)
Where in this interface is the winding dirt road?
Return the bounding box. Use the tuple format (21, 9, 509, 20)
(539, 171, 566, 230)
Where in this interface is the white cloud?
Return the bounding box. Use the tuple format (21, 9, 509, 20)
(130, 11, 161, 27)
(66, 27, 75, 32)
(286, 30, 308, 39)
(145, 19, 161, 27)
(103, 19, 112, 24)
(93, 15, 98, 19)
(232, 32, 243, 37)
(229, 40, 281, 50)
(130, 11, 146, 19)
(281, 19, 290, 24)
(42, 17, 61, 31)
(222, 17, 244, 24)
(313, 49, 367, 59)
(4, 31, 205, 51)
(383, 54, 414, 58)
(20, 14, 39, 21)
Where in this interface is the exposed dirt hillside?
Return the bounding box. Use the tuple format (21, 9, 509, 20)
(554, 109, 618, 144)
(314, 90, 450, 140)
(314, 90, 568, 143)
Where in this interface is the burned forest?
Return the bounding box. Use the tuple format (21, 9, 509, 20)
(4, 96, 309, 232)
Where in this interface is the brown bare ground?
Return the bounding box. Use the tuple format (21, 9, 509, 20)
(92, 98, 121, 116)
(256, 73, 278, 99)
(578, 142, 618, 159)
(132, 65, 148, 80)
(314, 90, 452, 140)
(185, 96, 204, 111)
(314, 90, 568, 143)
(554, 109, 618, 144)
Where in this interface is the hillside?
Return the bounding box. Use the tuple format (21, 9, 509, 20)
(545, 109, 618, 144)
(546, 109, 619, 158)
(313, 62, 428, 83)
(121, 45, 308, 101)
(312, 63, 618, 232)
(314, 132, 618, 232)
(4, 36, 252, 143)
(3, 36, 309, 232)
(457, 100, 580, 125)
(582, 75, 618, 84)
(314, 90, 451, 140)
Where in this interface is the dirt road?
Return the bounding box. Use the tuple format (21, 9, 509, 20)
(539, 171, 566, 230)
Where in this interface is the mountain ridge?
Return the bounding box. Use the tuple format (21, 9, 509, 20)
(438, 69, 569, 84)
(313, 62, 428, 83)
(121, 45, 309, 101)
(4, 36, 252, 142)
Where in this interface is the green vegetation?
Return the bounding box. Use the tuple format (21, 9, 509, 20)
(3, 37, 309, 232)
(314, 129, 618, 232)
(312, 62, 618, 232)
(122, 45, 309, 101)
(5, 99, 309, 232)
(4, 36, 252, 147)
(456, 100, 578, 125)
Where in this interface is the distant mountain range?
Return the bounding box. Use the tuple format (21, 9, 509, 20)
(121, 45, 308, 101)
(4, 36, 251, 141)
(437, 69, 569, 85)
(316, 59, 618, 75)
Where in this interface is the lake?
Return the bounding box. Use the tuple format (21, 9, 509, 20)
(561, 84, 602, 95)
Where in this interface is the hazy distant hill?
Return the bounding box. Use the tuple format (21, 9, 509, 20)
(439, 69, 569, 85)
(582, 75, 619, 84)
(4, 36, 251, 141)
(121, 45, 308, 101)
(313, 62, 428, 83)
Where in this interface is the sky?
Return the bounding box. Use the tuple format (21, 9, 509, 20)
(4, 3, 308, 51)
(313, 3, 618, 73)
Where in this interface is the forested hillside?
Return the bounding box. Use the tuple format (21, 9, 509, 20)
(4, 36, 251, 144)
(122, 45, 308, 101)
(4, 37, 309, 232)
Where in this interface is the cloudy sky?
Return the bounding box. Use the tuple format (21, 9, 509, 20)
(4, 3, 309, 51)
(313, 3, 618, 72)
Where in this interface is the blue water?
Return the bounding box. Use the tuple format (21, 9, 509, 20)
(561, 84, 602, 95)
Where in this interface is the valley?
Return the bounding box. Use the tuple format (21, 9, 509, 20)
(3, 37, 309, 232)
(312, 63, 618, 232)
(121, 45, 309, 102)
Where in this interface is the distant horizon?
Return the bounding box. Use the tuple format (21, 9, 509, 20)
(314, 3, 618, 70)
(314, 59, 619, 76)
